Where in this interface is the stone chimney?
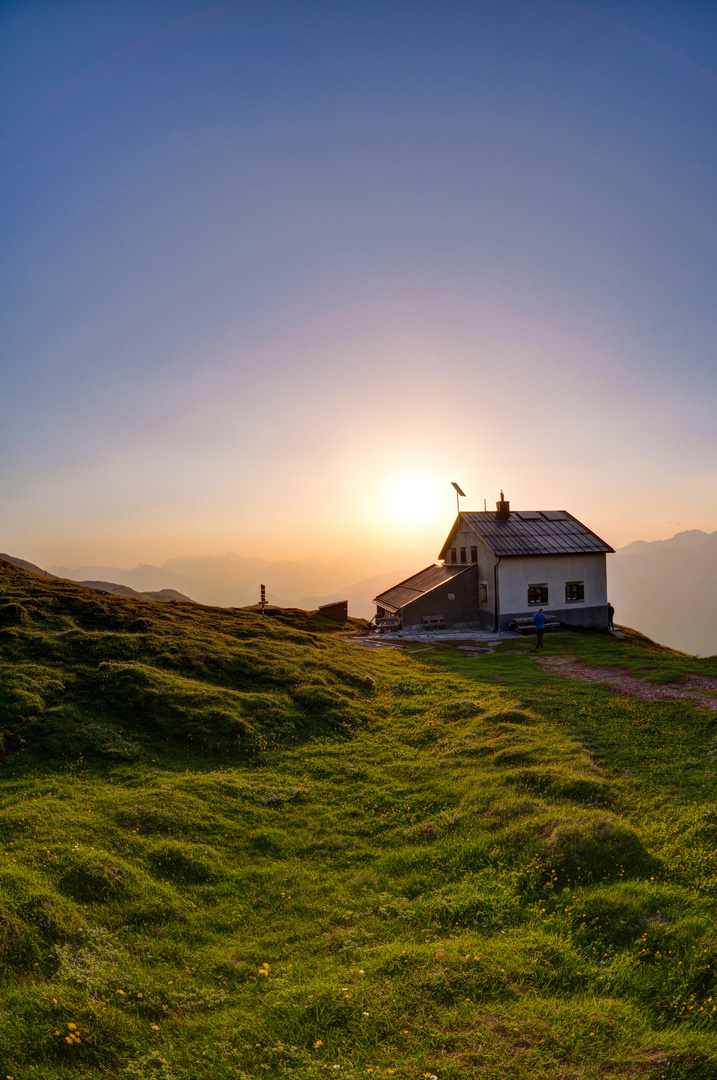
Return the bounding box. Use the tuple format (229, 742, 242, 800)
(496, 491, 510, 519)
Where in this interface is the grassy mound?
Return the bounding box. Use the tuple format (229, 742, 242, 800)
(0, 558, 371, 766)
(2, 559, 717, 1078)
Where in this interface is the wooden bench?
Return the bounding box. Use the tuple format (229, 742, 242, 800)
(422, 615, 446, 630)
(509, 617, 561, 635)
(375, 616, 400, 633)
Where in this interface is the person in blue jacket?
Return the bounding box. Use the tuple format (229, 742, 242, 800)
(534, 608, 549, 649)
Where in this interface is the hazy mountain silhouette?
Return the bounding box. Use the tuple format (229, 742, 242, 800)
(50, 554, 411, 617)
(3, 555, 193, 603)
(609, 530, 717, 656)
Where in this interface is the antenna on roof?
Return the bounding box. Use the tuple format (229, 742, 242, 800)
(451, 481, 466, 514)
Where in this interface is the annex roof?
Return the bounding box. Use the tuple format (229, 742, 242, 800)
(438, 511, 614, 559)
(373, 563, 473, 613)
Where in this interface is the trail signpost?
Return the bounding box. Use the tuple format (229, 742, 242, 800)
(260, 583, 267, 621)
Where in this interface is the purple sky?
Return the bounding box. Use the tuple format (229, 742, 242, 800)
(2, 0, 717, 568)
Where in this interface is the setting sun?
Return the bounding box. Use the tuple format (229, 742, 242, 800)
(384, 475, 442, 524)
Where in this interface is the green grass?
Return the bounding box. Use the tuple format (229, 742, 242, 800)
(1, 558, 717, 1078)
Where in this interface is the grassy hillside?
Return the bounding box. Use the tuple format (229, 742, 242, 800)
(1, 558, 717, 1079)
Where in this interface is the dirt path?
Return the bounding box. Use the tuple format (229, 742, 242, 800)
(538, 657, 717, 712)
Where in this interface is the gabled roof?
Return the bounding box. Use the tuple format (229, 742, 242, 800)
(438, 511, 614, 559)
(373, 563, 473, 613)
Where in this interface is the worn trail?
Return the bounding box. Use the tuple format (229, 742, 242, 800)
(538, 656, 717, 711)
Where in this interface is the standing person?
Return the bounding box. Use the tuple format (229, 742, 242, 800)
(607, 602, 615, 630)
(534, 607, 548, 649)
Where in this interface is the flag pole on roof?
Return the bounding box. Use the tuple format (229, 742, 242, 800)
(451, 481, 466, 514)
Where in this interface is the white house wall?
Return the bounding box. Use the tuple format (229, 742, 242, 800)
(498, 553, 608, 629)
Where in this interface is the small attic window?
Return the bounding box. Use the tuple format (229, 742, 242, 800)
(460, 547, 467, 563)
(450, 549, 457, 564)
(470, 546, 478, 563)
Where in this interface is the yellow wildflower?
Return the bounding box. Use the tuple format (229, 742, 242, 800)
(151, 1024, 160, 1031)
(262, 962, 270, 970)
(314, 1040, 323, 1049)
(67, 1023, 77, 1031)
(116, 989, 125, 995)
(65, 1036, 74, 1045)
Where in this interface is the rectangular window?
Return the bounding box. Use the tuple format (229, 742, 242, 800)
(450, 548, 457, 564)
(528, 584, 548, 605)
(470, 546, 478, 563)
(565, 581, 585, 603)
(460, 547, 467, 563)
(479, 583, 488, 603)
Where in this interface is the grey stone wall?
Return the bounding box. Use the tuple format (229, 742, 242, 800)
(498, 604, 609, 631)
(401, 566, 478, 629)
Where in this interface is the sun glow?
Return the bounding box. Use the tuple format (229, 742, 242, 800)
(385, 475, 442, 524)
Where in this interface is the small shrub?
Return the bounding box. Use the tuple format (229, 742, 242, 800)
(403, 820, 442, 842)
(58, 848, 137, 902)
(0, 663, 64, 729)
(443, 698, 484, 718)
(485, 708, 534, 724)
(81, 721, 145, 760)
(0, 602, 29, 626)
(504, 765, 606, 804)
(146, 841, 219, 883)
(390, 678, 419, 696)
(248, 828, 288, 856)
(492, 747, 539, 766)
(543, 814, 659, 883)
(0, 865, 85, 971)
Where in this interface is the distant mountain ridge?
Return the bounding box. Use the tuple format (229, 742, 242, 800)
(618, 529, 717, 555)
(49, 553, 411, 618)
(609, 530, 717, 656)
(1, 555, 194, 604)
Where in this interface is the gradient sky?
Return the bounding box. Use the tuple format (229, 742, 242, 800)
(2, 0, 717, 571)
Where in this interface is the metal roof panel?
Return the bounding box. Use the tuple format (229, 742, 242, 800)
(439, 511, 614, 558)
(374, 563, 473, 611)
